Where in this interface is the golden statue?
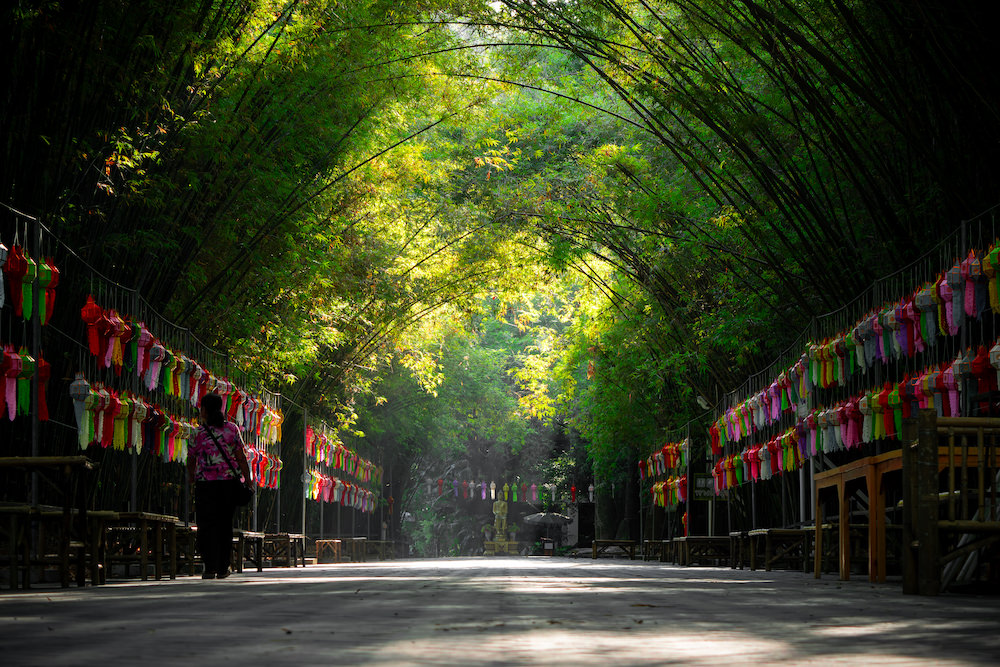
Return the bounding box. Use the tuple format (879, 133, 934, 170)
(492, 496, 508, 535)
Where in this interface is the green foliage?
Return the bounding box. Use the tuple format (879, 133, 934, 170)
(6, 0, 996, 542)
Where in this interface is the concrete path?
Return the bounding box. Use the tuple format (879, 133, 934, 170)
(1, 558, 998, 666)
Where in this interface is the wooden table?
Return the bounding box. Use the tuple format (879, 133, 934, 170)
(814, 446, 981, 582)
(315, 539, 342, 563)
(673, 536, 730, 566)
(105, 512, 179, 581)
(592, 539, 636, 559)
(642, 539, 673, 562)
(0, 456, 95, 588)
(235, 530, 265, 572)
(344, 537, 367, 562)
(262, 533, 307, 567)
(365, 540, 395, 560)
(748, 528, 812, 572)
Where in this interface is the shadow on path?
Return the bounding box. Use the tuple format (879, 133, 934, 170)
(1, 558, 996, 666)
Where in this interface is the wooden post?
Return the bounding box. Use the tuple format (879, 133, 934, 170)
(916, 409, 940, 595)
(901, 416, 917, 593)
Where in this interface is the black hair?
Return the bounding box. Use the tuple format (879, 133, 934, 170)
(201, 392, 226, 427)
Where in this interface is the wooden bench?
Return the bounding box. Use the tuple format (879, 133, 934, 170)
(315, 539, 342, 563)
(288, 533, 307, 566)
(814, 436, 985, 584)
(175, 524, 199, 576)
(263, 533, 291, 567)
(105, 511, 178, 581)
(592, 539, 636, 559)
(748, 528, 812, 572)
(0, 505, 36, 589)
(0, 456, 95, 588)
(674, 536, 730, 566)
(344, 537, 367, 562)
(729, 531, 749, 569)
(262, 533, 307, 567)
(235, 530, 265, 572)
(642, 539, 673, 562)
(365, 540, 395, 560)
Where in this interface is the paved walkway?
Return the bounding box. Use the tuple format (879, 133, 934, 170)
(1, 558, 998, 666)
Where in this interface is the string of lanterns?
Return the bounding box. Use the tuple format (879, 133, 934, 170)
(711, 245, 997, 451)
(78, 295, 283, 444)
(430, 479, 593, 504)
(303, 422, 380, 513)
(708, 238, 1000, 496)
(1, 344, 49, 421)
(1, 242, 59, 323)
(637, 439, 689, 508)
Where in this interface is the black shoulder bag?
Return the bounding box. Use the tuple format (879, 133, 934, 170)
(202, 425, 254, 506)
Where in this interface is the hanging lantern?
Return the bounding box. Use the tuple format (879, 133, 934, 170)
(437, 478, 444, 495)
(43, 257, 59, 325)
(36, 354, 50, 422)
(489, 481, 496, 500)
(2, 346, 22, 421)
(0, 242, 7, 309)
(21, 254, 37, 320)
(3, 245, 27, 317)
(80, 296, 104, 356)
(571, 484, 577, 503)
(588, 484, 594, 503)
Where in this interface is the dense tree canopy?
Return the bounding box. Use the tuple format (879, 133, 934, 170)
(3, 0, 997, 547)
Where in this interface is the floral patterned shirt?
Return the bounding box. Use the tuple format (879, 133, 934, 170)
(190, 422, 246, 482)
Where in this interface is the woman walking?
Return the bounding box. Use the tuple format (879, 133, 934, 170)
(187, 392, 252, 579)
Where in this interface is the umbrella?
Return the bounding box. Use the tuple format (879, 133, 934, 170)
(522, 512, 573, 547)
(522, 512, 572, 526)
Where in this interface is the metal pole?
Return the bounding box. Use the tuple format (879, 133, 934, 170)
(181, 316, 190, 525)
(799, 466, 807, 525)
(275, 421, 281, 534)
(252, 455, 258, 532)
(30, 218, 41, 506)
(638, 467, 644, 552)
(686, 426, 692, 536)
(302, 407, 308, 538)
(130, 288, 139, 512)
(809, 458, 816, 523)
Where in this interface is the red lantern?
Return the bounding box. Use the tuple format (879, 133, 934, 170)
(80, 296, 104, 356)
(437, 478, 444, 495)
(3, 246, 28, 317)
(36, 354, 50, 421)
(44, 258, 59, 325)
(571, 484, 577, 502)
